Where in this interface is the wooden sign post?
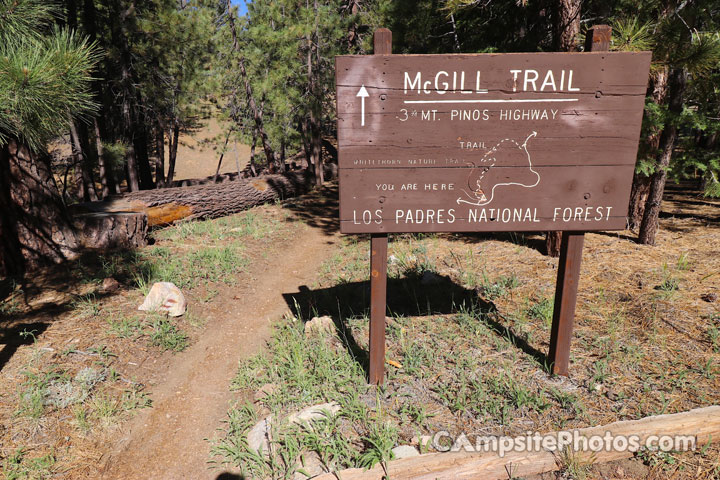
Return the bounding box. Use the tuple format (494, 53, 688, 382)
(336, 27, 649, 384)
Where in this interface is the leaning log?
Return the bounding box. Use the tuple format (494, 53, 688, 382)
(73, 170, 309, 227)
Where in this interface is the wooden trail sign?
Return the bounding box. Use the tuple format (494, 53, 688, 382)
(337, 27, 650, 384)
(336, 44, 650, 234)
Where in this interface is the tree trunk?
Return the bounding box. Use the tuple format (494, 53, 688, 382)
(306, 27, 323, 185)
(70, 121, 98, 202)
(552, 0, 581, 52)
(76, 170, 310, 227)
(627, 172, 651, 230)
(116, 1, 140, 192)
(0, 146, 24, 277)
(94, 118, 113, 198)
(545, 230, 562, 257)
(545, 0, 581, 256)
(0, 138, 79, 276)
(166, 122, 180, 186)
(629, 68, 668, 229)
(155, 120, 166, 187)
(249, 128, 258, 176)
(213, 129, 232, 182)
(134, 117, 155, 189)
(638, 68, 687, 245)
(73, 158, 87, 202)
(124, 142, 140, 192)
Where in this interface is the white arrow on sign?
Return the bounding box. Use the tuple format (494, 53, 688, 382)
(356, 84, 369, 126)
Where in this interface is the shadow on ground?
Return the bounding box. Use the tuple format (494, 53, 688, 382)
(282, 269, 549, 377)
(0, 249, 154, 372)
(215, 473, 244, 480)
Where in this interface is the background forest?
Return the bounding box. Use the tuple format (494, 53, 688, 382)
(1, 0, 719, 277)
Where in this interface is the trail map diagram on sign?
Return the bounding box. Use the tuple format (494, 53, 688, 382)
(458, 131, 540, 207)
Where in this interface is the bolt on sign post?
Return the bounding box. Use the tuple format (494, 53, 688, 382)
(336, 27, 650, 384)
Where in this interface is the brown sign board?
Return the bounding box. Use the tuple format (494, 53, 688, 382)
(335, 52, 651, 234)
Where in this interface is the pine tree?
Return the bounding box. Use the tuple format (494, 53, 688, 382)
(632, 0, 720, 244)
(219, 0, 379, 183)
(0, 0, 99, 276)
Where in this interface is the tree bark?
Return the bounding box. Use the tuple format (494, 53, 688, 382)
(545, 230, 562, 257)
(134, 116, 155, 189)
(0, 138, 79, 276)
(627, 172, 651, 230)
(70, 121, 99, 202)
(639, 68, 687, 245)
(0, 145, 24, 277)
(73, 211, 148, 250)
(115, 1, 140, 192)
(552, 0, 581, 52)
(155, 120, 166, 187)
(306, 23, 323, 185)
(94, 118, 113, 198)
(166, 121, 180, 186)
(629, 68, 668, 229)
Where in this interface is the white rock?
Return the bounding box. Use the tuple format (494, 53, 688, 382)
(392, 445, 420, 459)
(293, 451, 326, 479)
(248, 403, 341, 456)
(247, 416, 273, 454)
(138, 282, 186, 317)
(304, 316, 335, 336)
(288, 402, 341, 425)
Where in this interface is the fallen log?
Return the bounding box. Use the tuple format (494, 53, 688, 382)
(73, 170, 309, 227)
(315, 405, 720, 480)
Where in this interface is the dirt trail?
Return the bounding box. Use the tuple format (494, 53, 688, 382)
(101, 224, 337, 479)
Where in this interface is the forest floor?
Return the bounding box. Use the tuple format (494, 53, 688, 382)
(1, 129, 719, 480)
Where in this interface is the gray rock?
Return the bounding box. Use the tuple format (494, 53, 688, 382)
(288, 402, 341, 425)
(392, 445, 420, 459)
(247, 416, 273, 454)
(304, 316, 335, 336)
(293, 451, 326, 479)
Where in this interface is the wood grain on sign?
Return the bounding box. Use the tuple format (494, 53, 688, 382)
(335, 52, 651, 234)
